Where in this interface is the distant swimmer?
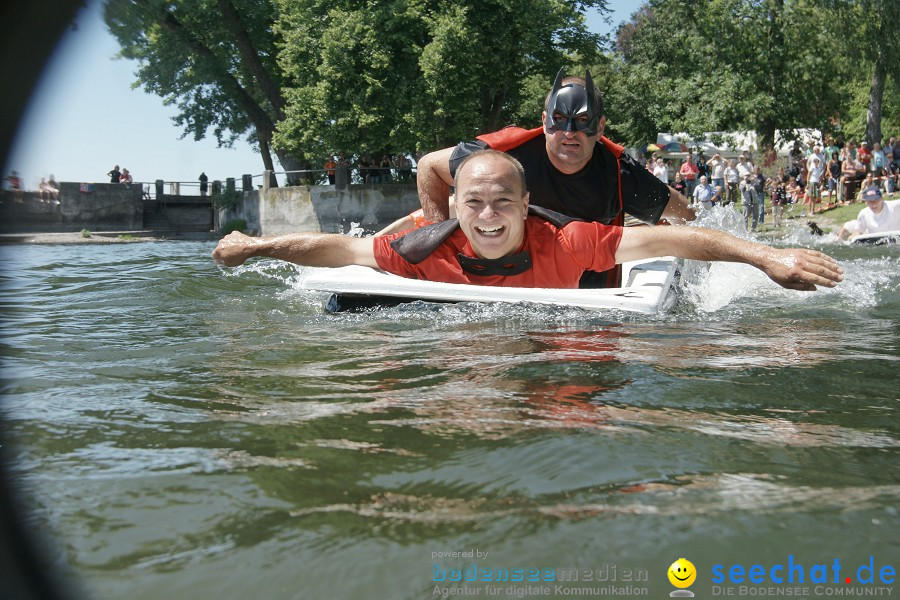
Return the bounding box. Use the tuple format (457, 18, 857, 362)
(838, 186, 900, 240)
(214, 150, 844, 292)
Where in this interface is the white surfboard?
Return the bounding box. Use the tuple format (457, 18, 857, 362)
(848, 229, 900, 245)
(300, 257, 680, 314)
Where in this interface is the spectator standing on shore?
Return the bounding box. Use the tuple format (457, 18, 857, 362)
(199, 172, 209, 196)
(805, 156, 824, 213)
(724, 160, 740, 206)
(826, 152, 841, 201)
(358, 154, 373, 183)
(740, 173, 759, 230)
(323, 157, 337, 185)
(736, 154, 754, 180)
(707, 153, 726, 192)
(680, 155, 699, 198)
(752, 166, 766, 225)
(653, 158, 669, 184)
(398, 155, 412, 182)
(108, 165, 121, 183)
(871, 143, 886, 180)
(839, 154, 857, 202)
(770, 168, 789, 227)
(379, 155, 393, 183)
(696, 153, 709, 180)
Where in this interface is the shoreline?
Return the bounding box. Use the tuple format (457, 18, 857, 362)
(0, 230, 220, 245)
(0, 203, 852, 246)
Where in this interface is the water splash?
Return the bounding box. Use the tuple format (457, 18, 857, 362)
(345, 221, 366, 237)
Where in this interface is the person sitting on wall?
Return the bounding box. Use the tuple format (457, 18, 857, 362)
(120, 168, 133, 186)
(3, 170, 23, 202)
(214, 150, 843, 292)
(39, 176, 59, 203)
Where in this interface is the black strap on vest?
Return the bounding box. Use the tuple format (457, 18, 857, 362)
(389, 219, 460, 264)
(457, 250, 533, 277)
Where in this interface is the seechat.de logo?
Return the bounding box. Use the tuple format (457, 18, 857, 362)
(668, 558, 697, 597)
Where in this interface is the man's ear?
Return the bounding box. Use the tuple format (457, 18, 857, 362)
(523, 191, 530, 218)
(597, 115, 607, 138)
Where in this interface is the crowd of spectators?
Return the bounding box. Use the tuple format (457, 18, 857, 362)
(644, 134, 900, 227)
(322, 153, 414, 185)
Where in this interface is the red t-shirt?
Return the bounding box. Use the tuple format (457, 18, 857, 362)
(680, 161, 699, 181)
(373, 216, 623, 288)
(857, 147, 872, 165)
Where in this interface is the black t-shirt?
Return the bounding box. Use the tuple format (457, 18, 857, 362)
(449, 132, 670, 225)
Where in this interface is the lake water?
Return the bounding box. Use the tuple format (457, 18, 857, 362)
(1, 218, 898, 599)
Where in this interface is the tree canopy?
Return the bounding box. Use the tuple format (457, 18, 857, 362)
(105, 0, 609, 174)
(604, 0, 900, 149)
(104, 0, 898, 174)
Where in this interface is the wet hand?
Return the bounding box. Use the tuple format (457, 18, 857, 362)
(212, 231, 256, 267)
(762, 248, 844, 291)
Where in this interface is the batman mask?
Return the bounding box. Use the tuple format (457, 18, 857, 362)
(543, 68, 602, 137)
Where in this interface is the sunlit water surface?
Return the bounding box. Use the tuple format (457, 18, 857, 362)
(1, 216, 898, 599)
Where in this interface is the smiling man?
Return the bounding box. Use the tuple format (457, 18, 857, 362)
(214, 150, 843, 292)
(377, 69, 695, 288)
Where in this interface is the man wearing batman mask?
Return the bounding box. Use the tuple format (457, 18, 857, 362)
(379, 69, 694, 288)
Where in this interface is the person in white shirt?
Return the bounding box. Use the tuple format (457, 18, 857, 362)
(707, 153, 726, 191)
(736, 154, 755, 179)
(804, 156, 824, 213)
(652, 158, 669, 184)
(806, 146, 826, 173)
(838, 186, 900, 239)
(724, 160, 740, 205)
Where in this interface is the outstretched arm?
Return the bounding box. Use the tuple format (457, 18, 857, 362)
(660, 186, 696, 224)
(417, 147, 456, 222)
(213, 231, 378, 269)
(374, 147, 456, 236)
(616, 226, 843, 291)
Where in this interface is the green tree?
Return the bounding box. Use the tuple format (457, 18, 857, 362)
(104, 0, 305, 182)
(826, 0, 900, 144)
(273, 0, 610, 157)
(606, 0, 851, 150)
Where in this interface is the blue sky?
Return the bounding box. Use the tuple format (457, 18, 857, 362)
(5, 0, 635, 191)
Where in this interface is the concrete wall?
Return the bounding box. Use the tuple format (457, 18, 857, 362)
(0, 181, 419, 235)
(0, 182, 143, 233)
(221, 183, 420, 235)
(154, 196, 214, 231)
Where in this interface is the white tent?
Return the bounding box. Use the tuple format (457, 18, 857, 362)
(655, 129, 822, 158)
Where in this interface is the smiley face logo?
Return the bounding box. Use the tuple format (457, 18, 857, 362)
(668, 558, 696, 588)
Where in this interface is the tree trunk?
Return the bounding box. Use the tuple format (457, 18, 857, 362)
(217, 0, 286, 119)
(865, 47, 885, 145)
(480, 87, 507, 132)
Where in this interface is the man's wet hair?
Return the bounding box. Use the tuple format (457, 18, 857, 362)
(453, 149, 527, 195)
